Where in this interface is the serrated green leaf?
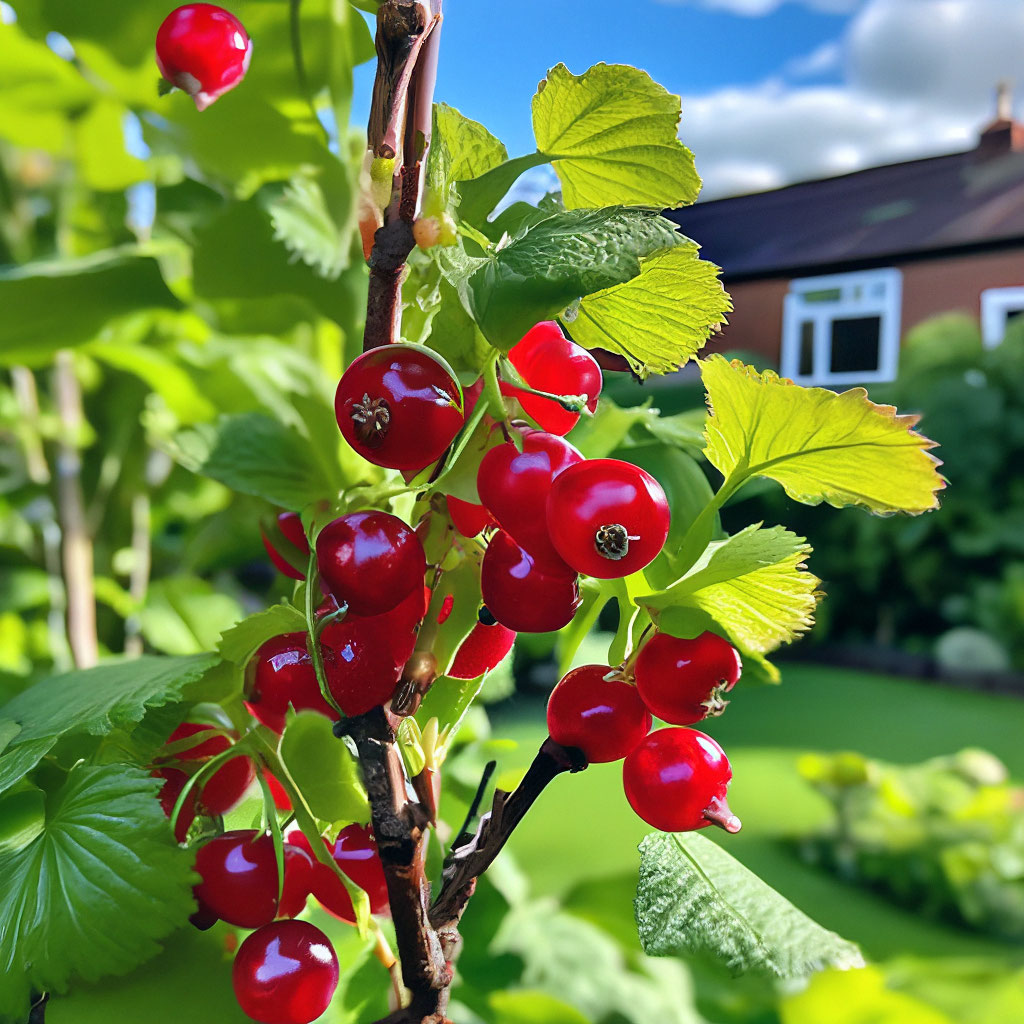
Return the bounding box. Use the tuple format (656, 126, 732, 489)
(429, 104, 508, 202)
(533, 63, 701, 210)
(469, 208, 685, 350)
(280, 712, 370, 825)
(0, 738, 58, 798)
(635, 831, 864, 978)
(641, 524, 819, 655)
(702, 356, 946, 514)
(166, 413, 341, 510)
(0, 786, 45, 854)
(569, 244, 731, 377)
(218, 605, 306, 665)
(0, 765, 197, 1021)
(266, 173, 351, 280)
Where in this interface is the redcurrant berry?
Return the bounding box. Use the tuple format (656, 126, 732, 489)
(477, 428, 582, 573)
(316, 511, 427, 617)
(155, 4, 252, 112)
(277, 841, 316, 920)
(546, 459, 669, 579)
(507, 321, 602, 435)
(480, 530, 581, 633)
(447, 495, 495, 537)
(290, 826, 389, 924)
(232, 920, 339, 1024)
(634, 631, 742, 725)
(547, 665, 652, 763)
(153, 767, 197, 843)
(266, 771, 292, 811)
(164, 722, 255, 814)
(320, 617, 403, 716)
(449, 621, 517, 679)
(261, 511, 309, 581)
(622, 728, 741, 833)
(246, 634, 335, 733)
(335, 345, 464, 471)
(194, 830, 279, 928)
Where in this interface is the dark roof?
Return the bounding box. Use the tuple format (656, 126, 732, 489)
(668, 146, 1024, 281)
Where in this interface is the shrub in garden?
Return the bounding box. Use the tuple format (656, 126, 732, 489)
(0, 2, 945, 1022)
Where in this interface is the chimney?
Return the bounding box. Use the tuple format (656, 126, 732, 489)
(976, 81, 1024, 159)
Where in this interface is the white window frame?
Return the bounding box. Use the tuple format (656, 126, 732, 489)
(981, 286, 1024, 347)
(781, 268, 903, 386)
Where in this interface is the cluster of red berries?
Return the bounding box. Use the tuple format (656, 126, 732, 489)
(547, 630, 743, 833)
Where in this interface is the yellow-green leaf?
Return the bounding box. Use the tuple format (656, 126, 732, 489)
(702, 356, 945, 514)
(533, 63, 701, 210)
(567, 244, 731, 377)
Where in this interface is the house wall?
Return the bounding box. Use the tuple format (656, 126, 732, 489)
(715, 245, 1024, 367)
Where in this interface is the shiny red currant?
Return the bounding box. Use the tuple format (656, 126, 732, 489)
(232, 920, 339, 1024)
(547, 665, 652, 763)
(155, 4, 252, 111)
(194, 830, 279, 928)
(546, 459, 670, 579)
(246, 634, 336, 733)
(316, 511, 426, 617)
(477, 428, 582, 573)
(449, 621, 517, 679)
(447, 495, 495, 537)
(507, 321, 602, 435)
(319, 617, 403, 716)
(335, 344, 464, 471)
(622, 728, 741, 833)
(289, 826, 389, 924)
(277, 841, 316, 920)
(164, 722, 255, 814)
(266, 771, 292, 811)
(261, 511, 309, 581)
(480, 530, 581, 633)
(153, 767, 197, 843)
(634, 631, 742, 725)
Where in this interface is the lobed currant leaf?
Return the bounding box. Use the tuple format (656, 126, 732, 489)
(635, 831, 864, 978)
(569, 244, 732, 378)
(702, 356, 946, 515)
(218, 604, 306, 666)
(427, 103, 508, 204)
(0, 765, 198, 1021)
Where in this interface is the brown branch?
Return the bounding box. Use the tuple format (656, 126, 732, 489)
(429, 738, 587, 933)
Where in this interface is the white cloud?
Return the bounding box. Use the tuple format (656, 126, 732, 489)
(655, 0, 862, 15)
(681, 0, 1024, 199)
(783, 39, 842, 78)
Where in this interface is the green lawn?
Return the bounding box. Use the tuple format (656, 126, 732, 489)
(483, 663, 1024, 962)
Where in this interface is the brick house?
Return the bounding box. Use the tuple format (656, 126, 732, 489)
(668, 88, 1024, 387)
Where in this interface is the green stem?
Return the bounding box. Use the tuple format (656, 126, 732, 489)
(304, 551, 343, 716)
(674, 467, 750, 576)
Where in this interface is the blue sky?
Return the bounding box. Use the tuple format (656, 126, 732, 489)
(354, 0, 1024, 200)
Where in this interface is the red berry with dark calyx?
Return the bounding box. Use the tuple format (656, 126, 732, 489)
(335, 344, 464, 471)
(477, 427, 582, 573)
(246, 634, 336, 733)
(289, 826, 389, 924)
(261, 511, 310, 581)
(480, 530, 581, 634)
(316, 511, 427, 617)
(155, 4, 252, 112)
(232, 920, 339, 1024)
(622, 727, 741, 834)
(449, 621, 517, 679)
(153, 767, 197, 843)
(163, 722, 255, 814)
(546, 459, 670, 579)
(194, 830, 280, 928)
(547, 665, 652, 763)
(447, 495, 495, 537)
(319, 617, 403, 716)
(277, 841, 316, 920)
(634, 631, 743, 725)
(507, 321, 602, 435)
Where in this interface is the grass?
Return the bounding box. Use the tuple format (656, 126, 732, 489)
(483, 663, 1024, 962)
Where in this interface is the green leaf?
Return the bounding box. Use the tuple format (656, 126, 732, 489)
(489, 991, 591, 1024)
(641, 524, 820, 655)
(469, 208, 686, 350)
(218, 605, 306, 665)
(74, 99, 148, 192)
(702, 356, 946, 514)
(569, 244, 731, 377)
(166, 413, 341, 510)
(635, 831, 864, 978)
(0, 654, 218, 772)
(265, 170, 352, 280)
(0, 739, 58, 798)
(138, 577, 245, 656)
(0, 722, 20, 757)
(279, 712, 370, 826)
(533, 63, 701, 210)
(0, 765, 197, 1021)
(0, 250, 182, 367)
(0, 785, 46, 854)
(429, 104, 508, 200)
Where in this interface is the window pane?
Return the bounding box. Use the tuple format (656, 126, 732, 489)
(830, 317, 881, 374)
(799, 288, 842, 304)
(799, 321, 815, 377)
